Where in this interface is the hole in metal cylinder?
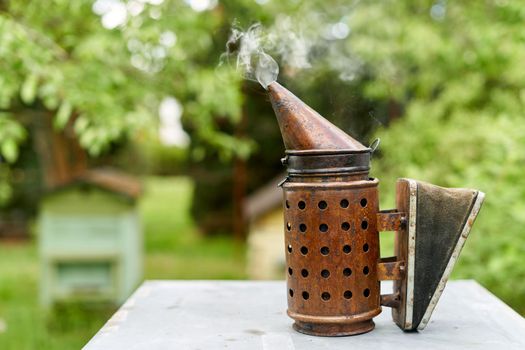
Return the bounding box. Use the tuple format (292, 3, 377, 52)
(299, 224, 307, 233)
(319, 224, 328, 232)
(301, 269, 309, 277)
(287, 245, 292, 253)
(298, 201, 306, 210)
(302, 291, 309, 300)
(288, 267, 293, 275)
(363, 266, 370, 275)
(318, 201, 327, 210)
(361, 220, 368, 230)
(289, 289, 294, 297)
(321, 292, 331, 301)
(321, 269, 330, 278)
(363, 288, 370, 298)
(340, 199, 349, 208)
(286, 222, 291, 231)
(300, 246, 308, 255)
(360, 198, 367, 208)
(341, 222, 350, 231)
(343, 268, 352, 277)
(363, 243, 369, 252)
(344, 290, 353, 299)
(285, 200, 290, 209)
(320, 246, 329, 255)
(343, 245, 351, 254)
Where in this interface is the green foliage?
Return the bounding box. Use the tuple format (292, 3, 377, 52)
(345, 1, 525, 313)
(0, 0, 369, 162)
(0, 1, 250, 158)
(1, 1, 156, 155)
(0, 114, 26, 163)
(0, 1, 254, 206)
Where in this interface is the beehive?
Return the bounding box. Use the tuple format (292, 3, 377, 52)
(39, 169, 142, 306)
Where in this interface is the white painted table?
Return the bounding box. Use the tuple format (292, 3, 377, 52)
(84, 280, 525, 350)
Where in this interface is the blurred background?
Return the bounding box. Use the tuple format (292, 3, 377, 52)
(1, 0, 524, 348)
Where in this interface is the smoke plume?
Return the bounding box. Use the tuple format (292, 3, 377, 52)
(222, 7, 362, 88)
(223, 23, 279, 89)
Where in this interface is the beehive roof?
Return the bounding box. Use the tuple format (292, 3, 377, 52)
(244, 175, 284, 222)
(47, 168, 142, 200)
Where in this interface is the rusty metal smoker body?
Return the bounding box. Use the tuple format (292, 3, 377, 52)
(268, 82, 484, 336)
(282, 150, 381, 336)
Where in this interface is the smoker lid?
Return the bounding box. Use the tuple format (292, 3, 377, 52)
(267, 82, 368, 152)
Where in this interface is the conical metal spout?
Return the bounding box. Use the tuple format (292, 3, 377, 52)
(267, 82, 367, 151)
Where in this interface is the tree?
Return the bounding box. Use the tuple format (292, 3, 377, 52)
(343, 0, 525, 313)
(0, 0, 245, 202)
(0, 0, 382, 239)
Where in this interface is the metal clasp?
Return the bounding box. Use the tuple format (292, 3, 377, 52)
(377, 210, 406, 231)
(370, 138, 381, 155)
(277, 176, 289, 187)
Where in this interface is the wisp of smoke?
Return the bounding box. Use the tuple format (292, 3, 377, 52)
(221, 9, 363, 88)
(222, 23, 279, 89)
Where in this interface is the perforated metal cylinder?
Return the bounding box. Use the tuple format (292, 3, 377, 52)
(282, 174, 381, 336)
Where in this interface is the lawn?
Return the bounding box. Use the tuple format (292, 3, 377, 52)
(0, 177, 246, 349)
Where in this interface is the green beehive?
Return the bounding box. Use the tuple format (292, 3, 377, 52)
(39, 169, 142, 306)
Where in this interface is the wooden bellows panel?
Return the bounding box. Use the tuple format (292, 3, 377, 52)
(392, 178, 484, 331)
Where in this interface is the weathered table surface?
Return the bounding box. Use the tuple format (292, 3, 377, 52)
(84, 280, 525, 350)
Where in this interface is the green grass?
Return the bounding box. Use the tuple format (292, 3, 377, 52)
(0, 176, 246, 349)
(141, 177, 246, 280)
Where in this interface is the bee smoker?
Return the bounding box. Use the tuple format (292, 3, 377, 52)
(267, 82, 485, 336)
